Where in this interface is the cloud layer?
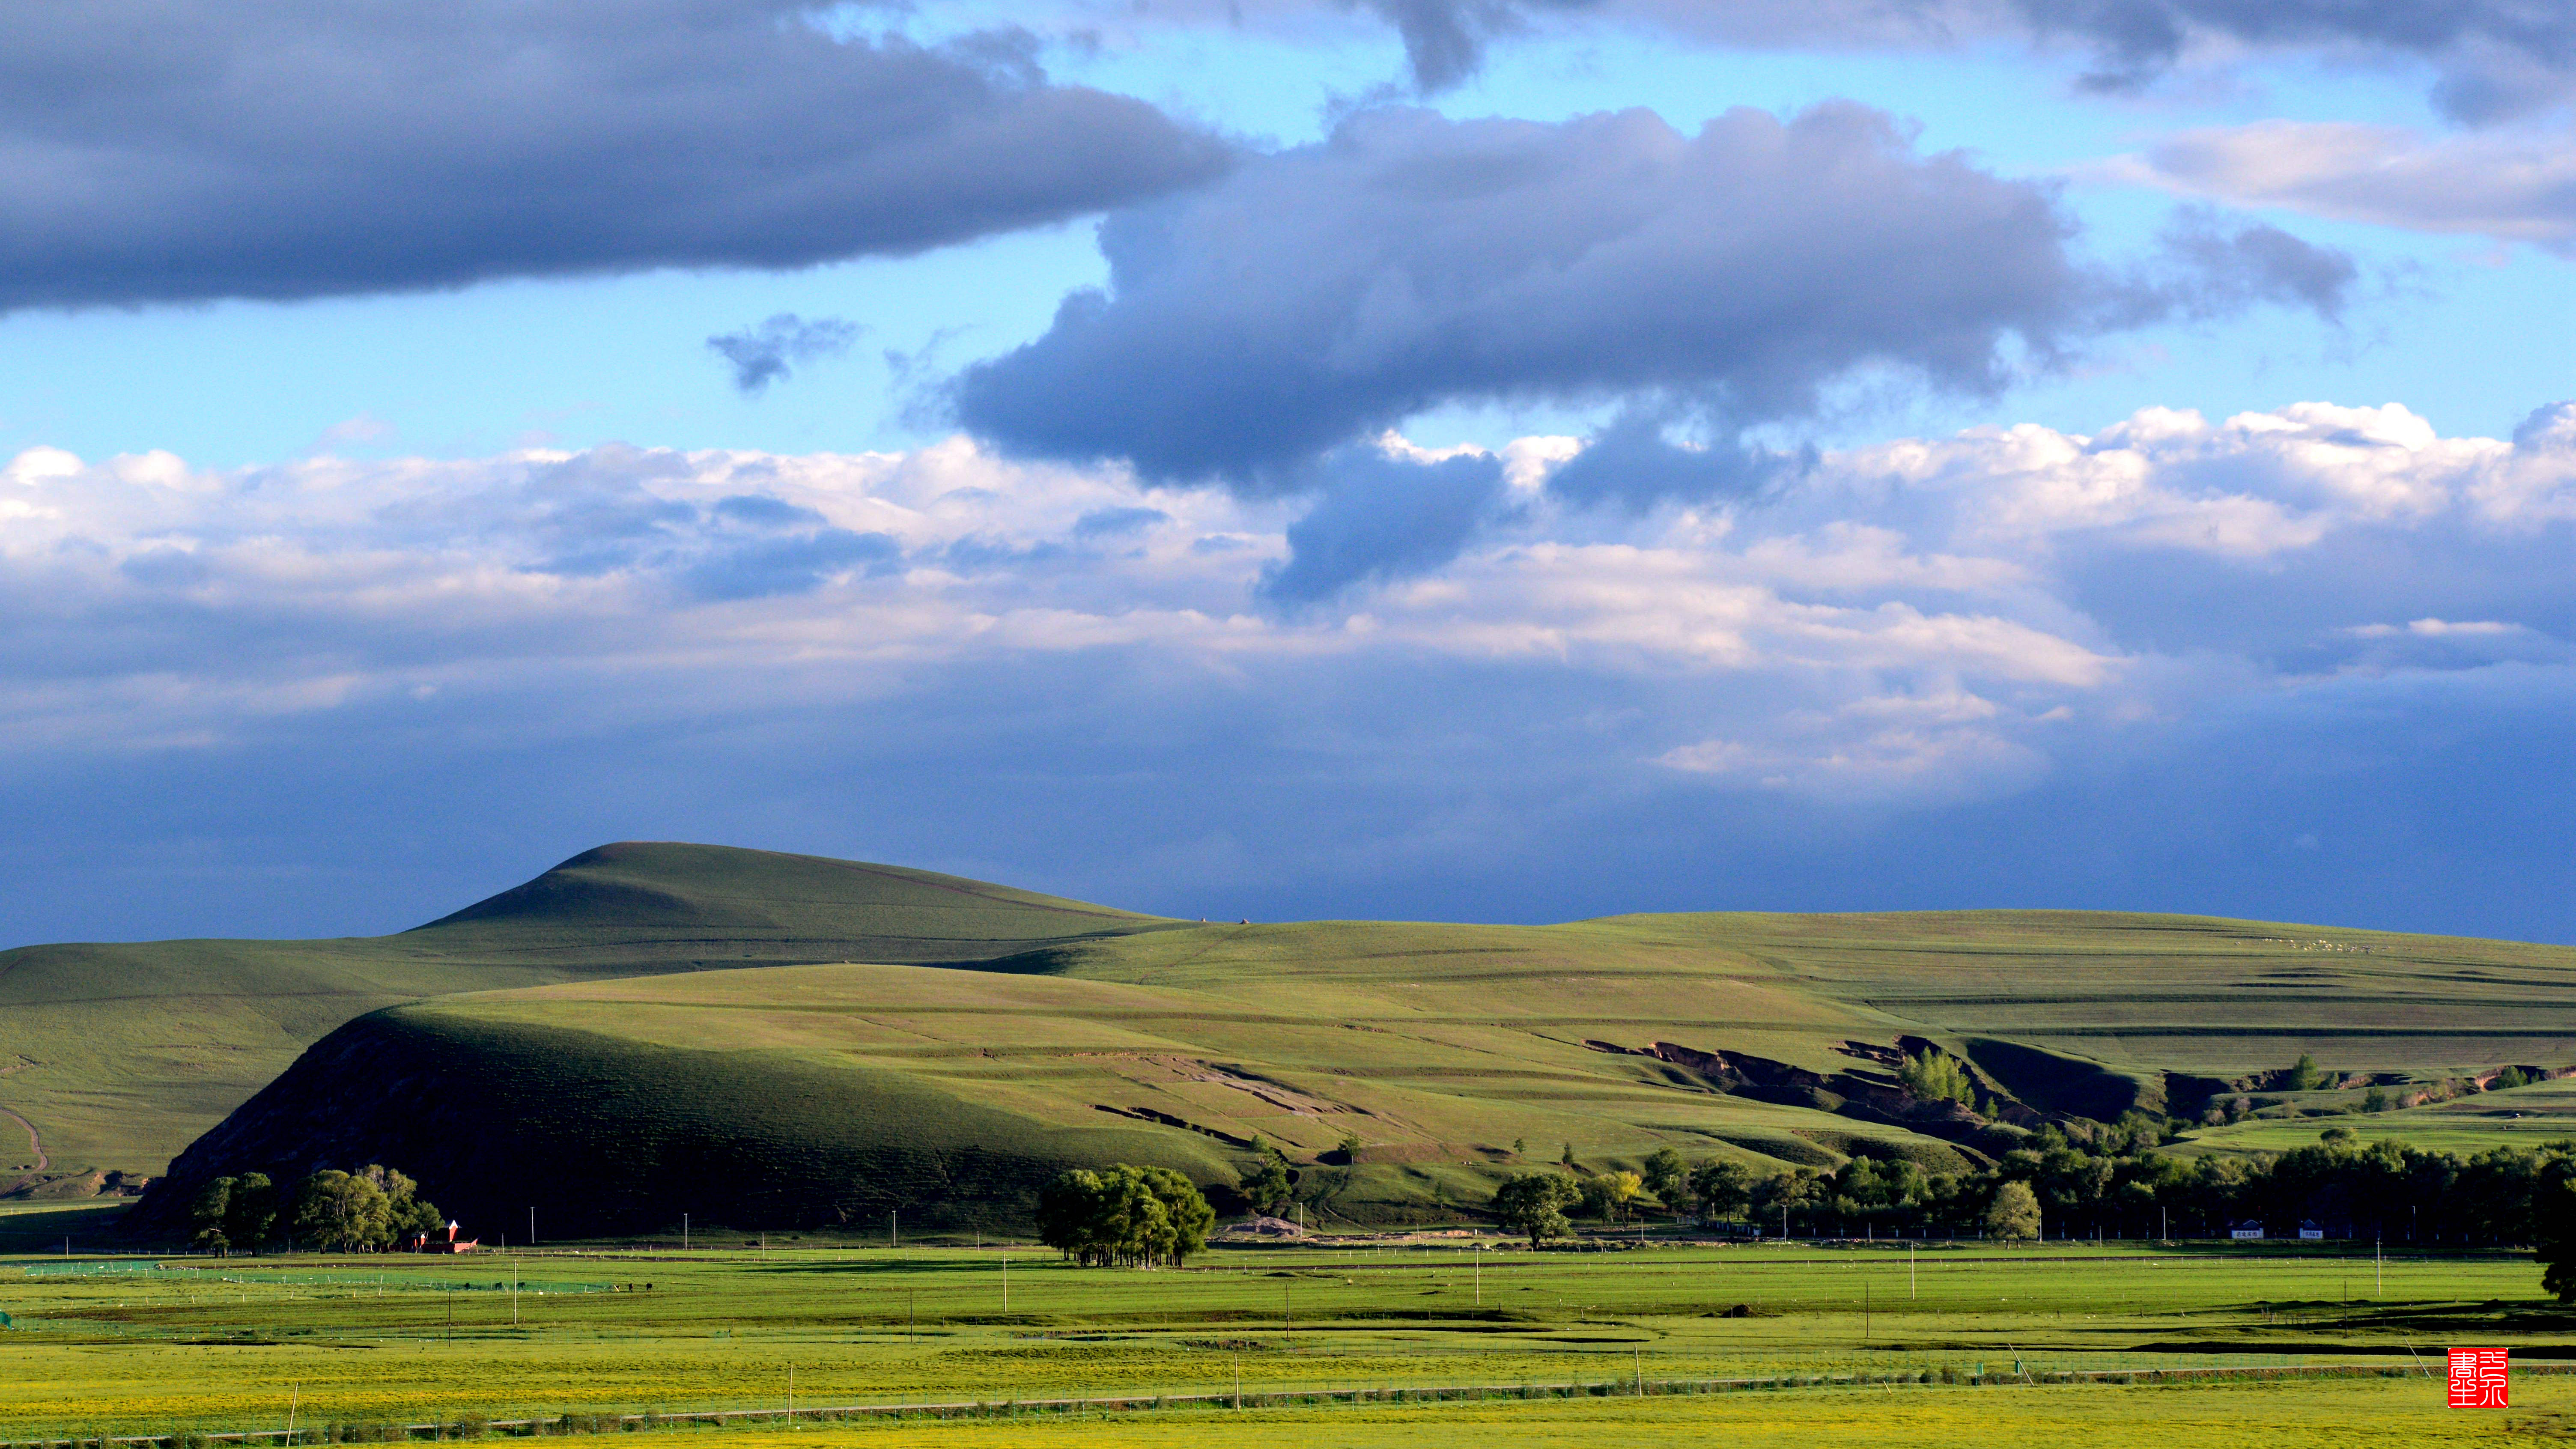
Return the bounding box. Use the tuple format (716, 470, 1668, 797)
(0, 0, 1231, 311)
(3, 398, 2567, 940)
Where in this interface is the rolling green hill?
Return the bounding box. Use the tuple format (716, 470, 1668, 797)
(0, 842, 1180, 1195)
(123, 891, 2576, 1241)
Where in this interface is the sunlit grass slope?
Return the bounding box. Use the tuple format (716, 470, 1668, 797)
(140, 908, 2576, 1239)
(0, 843, 1178, 1188)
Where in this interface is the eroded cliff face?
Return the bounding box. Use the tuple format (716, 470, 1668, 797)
(1574, 1032, 2166, 1164)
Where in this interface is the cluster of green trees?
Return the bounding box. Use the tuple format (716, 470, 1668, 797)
(1491, 1122, 2576, 1257)
(1896, 1051, 1976, 1106)
(188, 1166, 444, 1253)
(1035, 1164, 1214, 1267)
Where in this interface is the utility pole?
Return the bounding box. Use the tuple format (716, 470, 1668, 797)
(683, 1214, 689, 1252)
(286, 1383, 300, 1447)
(529, 1207, 536, 1249)
(891, 1209, 899, 1249)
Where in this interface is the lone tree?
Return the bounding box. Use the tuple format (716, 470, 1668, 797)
(1986, 1180, 2041, 1241)
(1493, 1172, 1580, 1248)
(2287, 1053, 2322, 1091)
(1036, 1165, 1213, 1268)
(1237, 1141, 1294, 1216)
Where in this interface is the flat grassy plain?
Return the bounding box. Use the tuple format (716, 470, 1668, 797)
(0, 1240, 2564, 1441)
(699, 1380, 2576, 1449)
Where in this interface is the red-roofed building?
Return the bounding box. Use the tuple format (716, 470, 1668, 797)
(408, 1220, 480, 1254)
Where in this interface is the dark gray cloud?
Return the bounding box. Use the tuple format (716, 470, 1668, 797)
(958, 105, 2084, 486)
(709, 315, 865, 395)
(956, 103, 2349, 504)
(0, 0, 1233, 311)
(1260, 449, 1510, 602)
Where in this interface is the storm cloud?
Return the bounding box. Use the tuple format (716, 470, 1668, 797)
(0, 0, 1232, 311)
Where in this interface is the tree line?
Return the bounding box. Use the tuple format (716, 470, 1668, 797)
(188, 1165, 445, 1253)
(1488, 1120, 2576, 1253)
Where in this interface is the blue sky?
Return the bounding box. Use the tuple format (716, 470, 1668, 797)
(1, 0, 2569, 944)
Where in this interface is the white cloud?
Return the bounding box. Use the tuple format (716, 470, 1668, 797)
(0, 396, 2567, 813)
(2102, 120, 2576, 254)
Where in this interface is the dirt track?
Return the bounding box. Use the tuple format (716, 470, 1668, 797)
(0, 1104, 48, 1196)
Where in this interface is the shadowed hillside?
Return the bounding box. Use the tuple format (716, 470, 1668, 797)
(0, 843, 1178, 1194)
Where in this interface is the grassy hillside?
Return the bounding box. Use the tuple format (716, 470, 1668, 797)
(132, 906, 2576, 1240)
(0, 843, 1178, 1192)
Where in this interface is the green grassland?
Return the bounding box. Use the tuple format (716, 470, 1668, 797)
(0, 1241, 2563, 1444)
(711, 1382, 2567, 1449)
(0, 844, 1180, 1190)
(13, 841, 2576, 1236)
(2179, 1075, 2576, 1157)
(145, 903, 2576, 1237)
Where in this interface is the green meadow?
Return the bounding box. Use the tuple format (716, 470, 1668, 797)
(0, 1239, 2561, 1443)
(14, 842, 2576, 1237)
(2181, 1075, 2576, 1157)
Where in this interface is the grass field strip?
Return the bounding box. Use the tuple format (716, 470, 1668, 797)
(21, 1266, 620, 1295)
(1, 1244, 2557, 1440)
(0, 1358, 2538, 1449)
